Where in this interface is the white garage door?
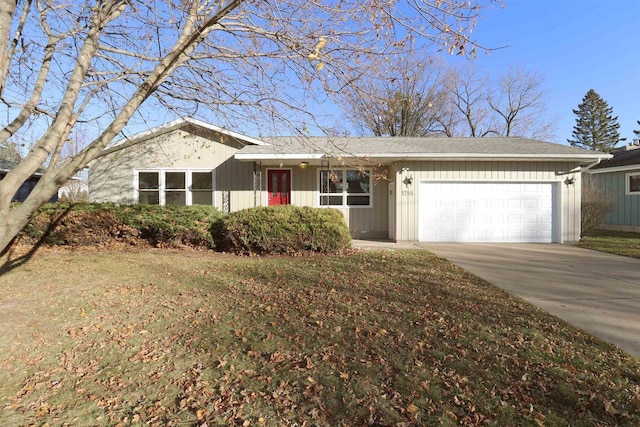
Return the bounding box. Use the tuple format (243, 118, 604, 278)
(419, 182, 555, 243)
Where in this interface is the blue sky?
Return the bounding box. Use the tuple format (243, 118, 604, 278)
(120, 0, 638, 145)
(463, 0, 639, 144)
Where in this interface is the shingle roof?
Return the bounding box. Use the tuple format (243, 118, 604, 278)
(236, 136, 610, 161)
(591, 147, 640, 170)
(0, 158, 46, 176)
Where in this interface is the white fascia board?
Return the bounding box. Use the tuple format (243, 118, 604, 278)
(235, 151, 611, 163)
(182, 117, 268, 146)
(351, 153, 612, 162)
(586, 164, 640, 174)
(109, 118, 190, 148)
(109, 117, 268, 149)
(234, 153, 325, 161)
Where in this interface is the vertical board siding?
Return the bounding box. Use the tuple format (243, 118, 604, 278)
(596, 169, 640, 227)
(264, 166, 389, 239)
(393, 160, 583, 242)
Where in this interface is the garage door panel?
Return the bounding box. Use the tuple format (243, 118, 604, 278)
(540, 215, 553, 224)
(419, 182, 555, 243)
(507, 214, 522, 223)
(456, 214, 471, 223)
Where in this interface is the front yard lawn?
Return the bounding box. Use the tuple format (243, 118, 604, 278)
(578, 229, 640, 259)
(1, 249, 639, 426)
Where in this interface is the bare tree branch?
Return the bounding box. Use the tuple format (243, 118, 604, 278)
(0, 0, 497, 253)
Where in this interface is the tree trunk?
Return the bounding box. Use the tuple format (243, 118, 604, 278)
(0, 201, 37, 254)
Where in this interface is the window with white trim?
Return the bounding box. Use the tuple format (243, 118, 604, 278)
(135, 170, 214, 205)
(627, 173, 640, 195)
(319, 169, 371, 207)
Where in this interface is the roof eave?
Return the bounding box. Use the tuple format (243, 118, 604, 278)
(586, 164, 640, 174)
(109, 117, 268, 149)
(235, 152, 612, 162)
(234, 153, 325, 161)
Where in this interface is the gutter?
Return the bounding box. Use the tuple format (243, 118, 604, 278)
(555, 154, 610, 176)
(580, 157, 602, 173)
(235, 153, 610, 162)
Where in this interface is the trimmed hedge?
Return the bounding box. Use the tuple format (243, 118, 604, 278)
(216, 205, 351, 254)
(19, 203, 351, 254)
(21, 202, 224, 249)
(116, 204, 223, 247)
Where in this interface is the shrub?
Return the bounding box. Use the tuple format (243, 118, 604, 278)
(581, 177, 617, 238)
(216, 205, 351, 254)
(20, 202, 223, 249)
(116, 204, 223, 248)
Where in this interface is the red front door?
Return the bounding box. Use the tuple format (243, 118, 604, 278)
(268, 169, 291, 205)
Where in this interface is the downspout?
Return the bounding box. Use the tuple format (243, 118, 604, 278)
(580, 157, 602, 173)
(556, 157, 604, 176)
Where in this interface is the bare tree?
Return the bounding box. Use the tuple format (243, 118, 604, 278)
(446, 66, 556, 139)
(487, 67, 555, 138)
(335, 55, 449, 137)
(444, 66, 493, 137)
(0, 0, 494, 253)
(0, 142, 22, 162)
(336, 60, 555, 140)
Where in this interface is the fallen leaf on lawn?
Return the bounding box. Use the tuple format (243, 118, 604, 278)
(407, 403, 419, 413)
(604, 400, 620, 416)
(197, 408, 207, 420)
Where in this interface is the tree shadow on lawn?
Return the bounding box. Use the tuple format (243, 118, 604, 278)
(0, 204, 73, 274)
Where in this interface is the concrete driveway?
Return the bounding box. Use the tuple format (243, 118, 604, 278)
(422, 243, 640, 358)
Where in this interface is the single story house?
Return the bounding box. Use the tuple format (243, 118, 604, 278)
(89, 118, 610, 243)
(584, 144, 640, 233)
(1, 159, 58, 203)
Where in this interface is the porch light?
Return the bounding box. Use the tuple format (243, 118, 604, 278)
(564, 176, 575, 186)
(299, 161, 309, 169)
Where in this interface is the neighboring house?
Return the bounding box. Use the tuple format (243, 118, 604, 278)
(89, 117, 610, 243)
(584, 144, 640, 233)
(0, 159, 58, 203)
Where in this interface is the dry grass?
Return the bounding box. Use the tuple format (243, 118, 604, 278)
(1, 249, 639, 426)
(578, 229, 640, 259)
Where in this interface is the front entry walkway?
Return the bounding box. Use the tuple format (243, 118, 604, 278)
(422, 243, 640, 358)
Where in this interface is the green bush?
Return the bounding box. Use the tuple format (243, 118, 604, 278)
(21, 202, 224, 249)
(116, 204, 223, 248)
(215, 205, 351, 254)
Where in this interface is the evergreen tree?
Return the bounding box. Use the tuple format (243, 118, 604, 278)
(568, 89, 625, 152)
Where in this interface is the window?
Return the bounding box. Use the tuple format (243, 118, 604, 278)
(628, 173, 640, 195)
(138, 172, 160, 204)
(135, 170, 214, 205)
(165, 172, 186, 205)
(192, 172, 214, 205)
(319, 169, 371, 207)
